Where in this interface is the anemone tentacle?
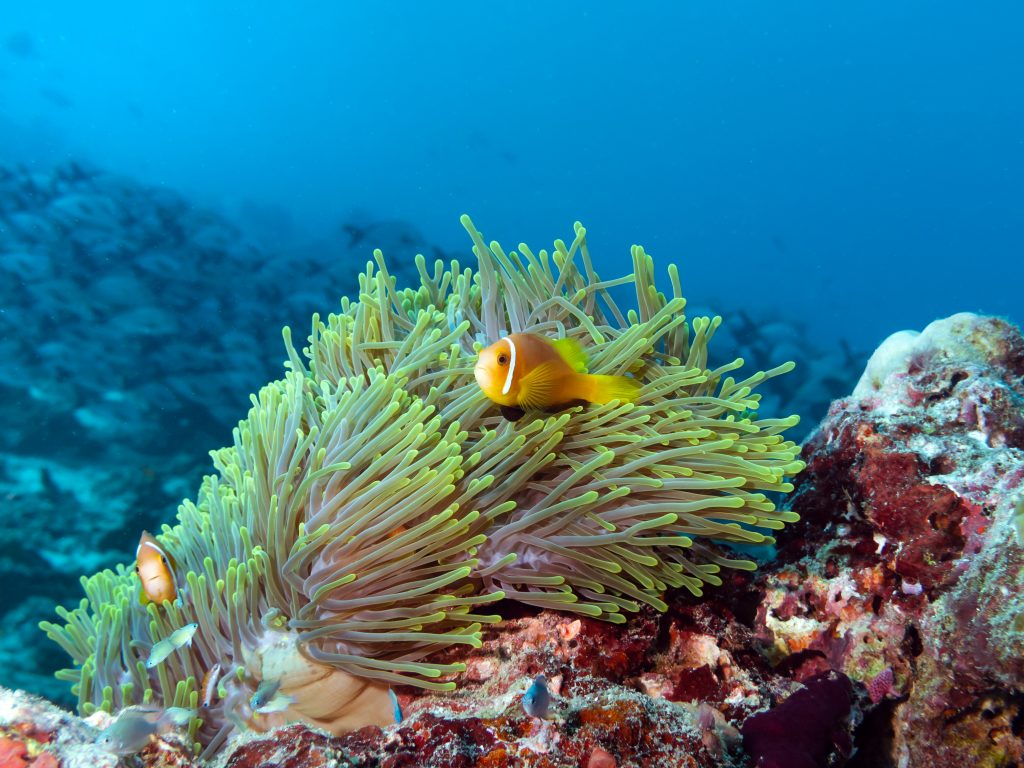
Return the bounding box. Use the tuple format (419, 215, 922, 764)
(43, 215, 804, 754)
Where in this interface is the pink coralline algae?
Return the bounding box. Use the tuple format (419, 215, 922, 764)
(865, 666, 894, 704)
(768, 313, 1024, 766)
(212, 684, 722, 768)
(9, 311, 1024, 767)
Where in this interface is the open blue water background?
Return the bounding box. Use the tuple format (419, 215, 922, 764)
(3, 2, 1021, 348)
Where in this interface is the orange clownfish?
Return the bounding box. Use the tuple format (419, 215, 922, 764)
(136, 531, 177, 605)
(474, 333, 641, 420)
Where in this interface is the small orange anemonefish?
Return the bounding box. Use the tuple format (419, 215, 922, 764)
(136, 530, 177, 605)
(474, 333, 640, 420)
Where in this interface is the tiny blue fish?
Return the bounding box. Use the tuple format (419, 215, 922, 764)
(250, 677, 295, 714)
(96, 705, 197, 756)
(161, 707, 196, 727)
(254, 693, 294, 714)
(388, 688, 402, 724)
(96, 708, 162, 755)
(145, 622, 198, 669)
(522, 674, 551, 719)
(250, 678, 281, 710)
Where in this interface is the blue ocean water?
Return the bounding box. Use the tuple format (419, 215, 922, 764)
(4, 2, 1022, 346)
(0, 2, 1021, 706)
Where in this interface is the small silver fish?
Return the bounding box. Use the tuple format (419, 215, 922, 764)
(145, 622, 198, 669)
(250, 678, 281, 710)
(97, 707, 162, 755)
(160, 707, 197, 727)
(96, 705, 196, 756)
(173, 581, 191, 610)
(522, 674, 551, 719)
(145, 642, 172, 669)
(254, 693, 295, 714)
(167, 622, 199, 647)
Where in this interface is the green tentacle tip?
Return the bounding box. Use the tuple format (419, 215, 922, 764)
(731, 559, 760, 571)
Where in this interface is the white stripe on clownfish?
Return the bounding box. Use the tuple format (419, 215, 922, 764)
(138, 540, 169, 562)
(501, 335, 517, 396)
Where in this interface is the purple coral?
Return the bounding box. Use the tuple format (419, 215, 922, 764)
(741, 670, 854, 768)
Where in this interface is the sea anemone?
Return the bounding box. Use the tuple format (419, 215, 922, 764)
(42, 215, 804, 755)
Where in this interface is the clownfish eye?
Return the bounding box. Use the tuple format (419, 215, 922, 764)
(497, 354, 508, 366)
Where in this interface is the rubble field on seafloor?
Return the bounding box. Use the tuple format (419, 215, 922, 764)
(2, 310, 1021, 767)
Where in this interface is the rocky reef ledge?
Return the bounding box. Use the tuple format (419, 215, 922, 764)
(5, 312, 1022, 767)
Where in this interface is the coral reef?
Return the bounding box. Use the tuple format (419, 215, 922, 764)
(8, 303, 1024, 768)
(0, 686, 123, 768)
(764, 312, 1024, 766)
(11, 161, 1018, 766)
(4, 603, 763, 767)
(41, 214, 804, 755)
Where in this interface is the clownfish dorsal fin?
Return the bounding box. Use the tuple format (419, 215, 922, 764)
(551, 337, 588, 373)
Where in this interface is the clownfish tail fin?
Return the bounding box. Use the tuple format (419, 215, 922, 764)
(585, 374, 641, 404)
